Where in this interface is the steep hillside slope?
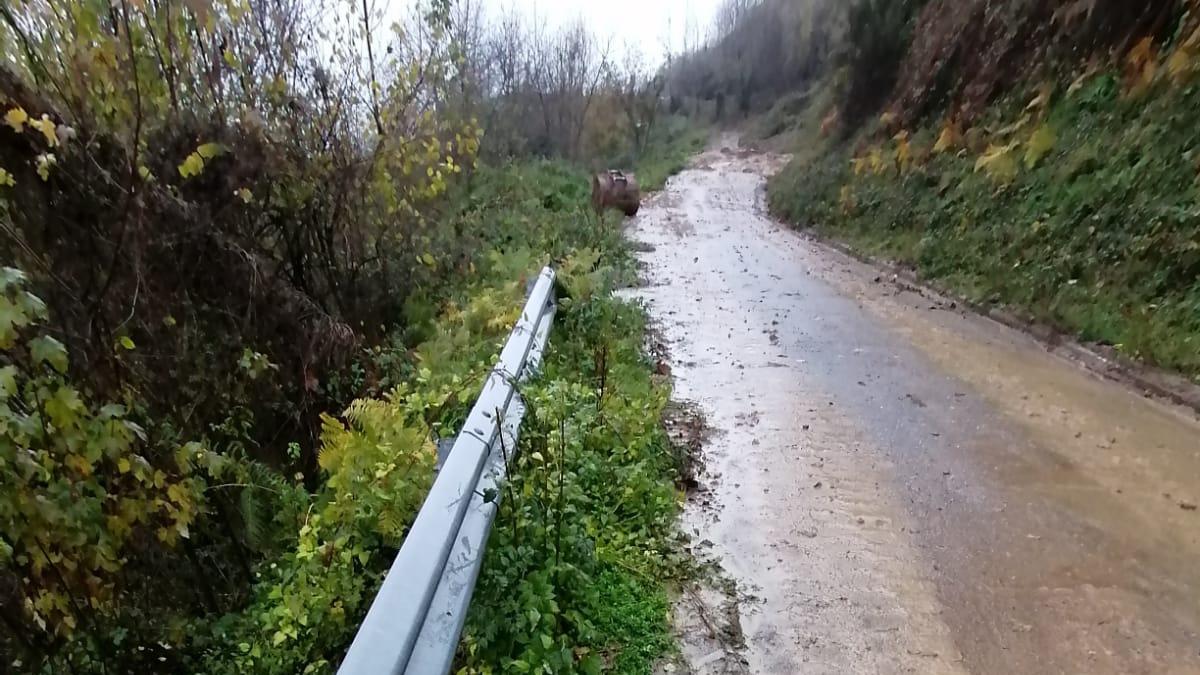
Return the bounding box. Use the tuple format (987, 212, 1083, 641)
(761, 0, 1200, 379)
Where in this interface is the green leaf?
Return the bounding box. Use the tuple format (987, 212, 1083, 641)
(579, 654, 603, 675)
(0, 365, 17, 399)
(118, 336, 136, 350)
(98, 403, 126, 419)
(18, 291, 47, 320)
(45, 385, 84, 428)
(29, 335, 69, 373)
(0, 296, 29, 349)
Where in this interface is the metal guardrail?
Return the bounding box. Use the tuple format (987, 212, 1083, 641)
(338, 267, 557, 675)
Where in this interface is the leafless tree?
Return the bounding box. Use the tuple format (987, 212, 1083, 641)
(668, 0, 846, 120)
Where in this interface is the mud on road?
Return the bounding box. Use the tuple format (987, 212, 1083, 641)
(626, 137, 1200, 675)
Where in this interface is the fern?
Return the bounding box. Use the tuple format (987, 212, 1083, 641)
(236, 459, 294, 553)
(239, 483, 269, 552)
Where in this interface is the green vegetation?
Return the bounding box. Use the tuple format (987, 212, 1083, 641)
(0, 0, 698, 671)
(770, 65, 1200, 381)
(710, 0, 1200, 379)
(193, 161, 688, 674)
(2, 142, 694, 674)
(632, 119, 709, 192)
(461, 243, 686, 673)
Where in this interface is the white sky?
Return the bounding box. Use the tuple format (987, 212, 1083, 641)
(513, 0, 723, 60)
(383, 0, 725, 64)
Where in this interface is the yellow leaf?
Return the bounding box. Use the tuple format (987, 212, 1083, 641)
(1025, 82, 1053, 112)
(107, 514, 131, 538)
(4, 107, 27, 133)
(894, 131, 912, 171)
(1125, 36, 1159, 95)
(179, 143, 224, 178)
(1127, 36, 1155, 71)
(65, 454, 92, 477)
(994, 114, 1031, 138)
(178, 152, 204, 178)
(1142, 60, 1159, 86)
(975, 142, 1020, 183)
(0, 167, 13, 187)
(235, 187, 253, 203)
(933, 120, 960, 154)
(1166, 47, 1196, 85)
(868, 147, 887, 175)
(839, 185, 856, 215)
(167, 482, 187, 505)
(879, 111, 897, 128)
(117, 457, 131, 474)
(35, 153, 56, 181)
(29, 115, 57, 147)
(196, 142, 225, 159)
(1024, 124, 1056, 169)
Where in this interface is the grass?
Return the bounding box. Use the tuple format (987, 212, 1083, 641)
(634, 117, 710, 192)
(591, 567, 676, 673)
(452, 122, 706, 673)
(767, 73, 1200, 380)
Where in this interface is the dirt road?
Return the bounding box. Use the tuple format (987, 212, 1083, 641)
(628, 138, 1200, 674)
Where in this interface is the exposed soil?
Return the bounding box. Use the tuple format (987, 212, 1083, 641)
(885, 0, 1180, 128)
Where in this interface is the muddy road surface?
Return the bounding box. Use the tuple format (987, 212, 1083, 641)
(627, 138, 1200, 675)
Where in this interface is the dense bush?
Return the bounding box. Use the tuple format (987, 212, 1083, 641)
(0, 0, 481, 665)
(1, 0, 696, 670)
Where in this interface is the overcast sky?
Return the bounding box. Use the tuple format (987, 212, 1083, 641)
(383, 0, 725, 63)
(514, 0, 723, 59)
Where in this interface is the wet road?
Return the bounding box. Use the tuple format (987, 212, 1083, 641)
(627, 139, 1200, 675)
